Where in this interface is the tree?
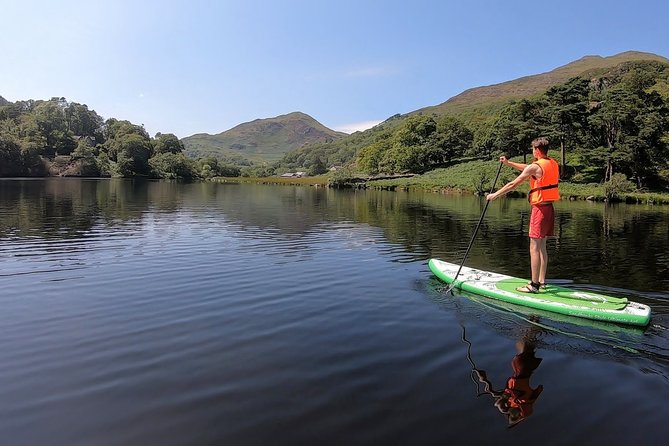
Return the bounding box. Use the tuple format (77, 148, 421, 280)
(103, 118, 150, 144)
(33, 100, 76, 156)
(489, 99, 543, 162)
(357, 141, 386, 174)
(604, 173, 636, 200)
(217, 164, 242, 177)
(96, 152, 112, 177)
(542, 77, 590, 175)
(308, 157, 328, 176)
(153, 133, 184, 154)
(17, 113, 47, 157)
(111, 133, 153, 177)
(102, 118, 154, 177)
(65, 137, 99, 176)
(72, 136, 101, 176)
(64, 103, 104, 140)
(629, 91, 669, 188)
(470, 118, 497, 158)
(149, 152, 196, 179)
(358, 115, 474, 174)
(435, 116, 473, 160)
(240, 164, 275, 177)
(588, 86, 642, 183)
(382, 116, 441, 173)
(0, 135, 24, 176)
(196, 157, 241, 178)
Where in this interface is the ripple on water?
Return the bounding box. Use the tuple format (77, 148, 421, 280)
(1, 182, 669, 445)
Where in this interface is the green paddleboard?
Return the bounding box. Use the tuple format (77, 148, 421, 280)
(428, 259, 651, 326)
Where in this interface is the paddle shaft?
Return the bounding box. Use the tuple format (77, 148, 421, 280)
(446, 161, 503, 292)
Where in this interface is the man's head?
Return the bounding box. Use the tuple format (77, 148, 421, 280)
(531, 137, 550, 158)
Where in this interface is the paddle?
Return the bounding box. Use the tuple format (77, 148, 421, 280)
(445, 160, 504, 294)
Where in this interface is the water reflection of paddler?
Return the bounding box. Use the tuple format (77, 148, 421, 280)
(497, 340, 543, 426)
(463, 326, 544, 428)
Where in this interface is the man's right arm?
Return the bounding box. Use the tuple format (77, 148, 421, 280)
(499, 156, 527, 172)
(504, 159, 527, 172)
(486, 163, 539, 201)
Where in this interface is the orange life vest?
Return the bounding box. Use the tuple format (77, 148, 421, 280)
(529, 158, 560, 205)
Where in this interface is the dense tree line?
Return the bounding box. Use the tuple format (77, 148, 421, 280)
(474, 61, 669, 189)
(5, 60, 668, 188)
(0, 97, 241, 179)
(357, 115, 473, 174)
(276, 61, 669, 190)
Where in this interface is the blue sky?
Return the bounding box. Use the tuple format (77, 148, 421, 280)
(2, 0, 668, 137)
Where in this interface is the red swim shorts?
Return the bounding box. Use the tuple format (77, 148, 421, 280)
(529, 203, 554, 239)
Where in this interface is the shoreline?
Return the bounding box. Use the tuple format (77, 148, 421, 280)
(211, 175, 669, 205)
(5, 175, 666, 205)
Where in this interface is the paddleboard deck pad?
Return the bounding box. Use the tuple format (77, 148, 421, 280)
(428, 259, 651, 326)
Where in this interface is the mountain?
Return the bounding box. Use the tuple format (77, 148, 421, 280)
(182, 112, 347, 162)
(275, 51, 669, 170)
(0, 96, 10, 106)
(418, 51, 669, 116)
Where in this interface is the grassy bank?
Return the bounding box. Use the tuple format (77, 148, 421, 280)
(211, 163, 669, 205)
(367, 161, 669, 204)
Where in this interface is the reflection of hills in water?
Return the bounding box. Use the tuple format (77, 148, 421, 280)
(411, 192, 669, 295)
(422, 277, 669, 382)
(0, 179, 151, 239)
(0, 180, 330, 239)
(0, 180, 509, 246)
(1, 179, 668, 293)
(2, 178, 668, 369)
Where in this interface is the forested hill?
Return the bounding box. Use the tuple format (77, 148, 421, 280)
(182, 112, 346, 162)
(274, 51, 669, 191)
(2, 51, 668, 187)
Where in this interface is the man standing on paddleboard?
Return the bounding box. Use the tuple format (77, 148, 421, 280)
(485, 137, 560, 293)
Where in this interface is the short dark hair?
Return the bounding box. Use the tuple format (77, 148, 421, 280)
(531, 137, 549, 155)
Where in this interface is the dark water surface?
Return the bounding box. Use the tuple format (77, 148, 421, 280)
(1, 178, 668, 445)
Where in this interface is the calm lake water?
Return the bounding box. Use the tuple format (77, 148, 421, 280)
(1, 178, 668, 445)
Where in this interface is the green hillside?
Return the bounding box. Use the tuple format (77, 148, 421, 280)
(182, 111, 346, 162)
(277, 51, 669, 169)
(419, 51, 669, 115)
(3, 51, 667, 186)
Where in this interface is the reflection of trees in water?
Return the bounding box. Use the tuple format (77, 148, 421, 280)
(0, 180, 667, 290)
(0, 180, 342, 241)
(202, 184, 332, 236)
(0, 179, 97, 238)
(1, 179, 161, 239)
(354, 191, 668, 291)
(555, 202, 669, 290)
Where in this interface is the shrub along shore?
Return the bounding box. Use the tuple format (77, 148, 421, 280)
(364, 160, 669, 204)
(214, 160, 669, 205)
(366, 175, 669, 204)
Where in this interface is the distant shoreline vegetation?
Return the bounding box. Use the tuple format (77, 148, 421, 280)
(2, 55, 668, 199)
(363, 163, 669, 205)
(212, 164, 669, 205)
(0, 97, 244, 181)
(211, 175, 329, 186)
(269, 58, 669, 201)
